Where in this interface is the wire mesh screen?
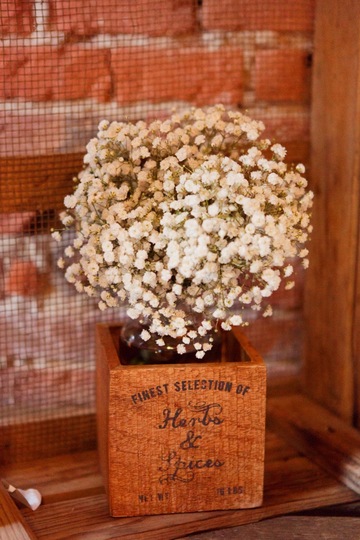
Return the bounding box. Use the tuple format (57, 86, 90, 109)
(0, 0, 315, 463)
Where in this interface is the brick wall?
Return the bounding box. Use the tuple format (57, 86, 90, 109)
(0, 0, 315, 417)
(0, 0, 314, 155)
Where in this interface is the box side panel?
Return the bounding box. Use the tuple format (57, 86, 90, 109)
(230, 327, 265, 366)
(96, 324, 118, 496)
(107, 361, 266, 516)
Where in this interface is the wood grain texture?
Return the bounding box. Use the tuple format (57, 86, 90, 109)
(177, 515, 360, 540)
(0, 482, 37, 540)
(0, 412, 96, 466)
(9, 424, 359, 539)
(304, 0, 360, 421)
(0, 375, 298, 467)
(0, 153, 83, 213)
(267, 393, 360, 494)
(96, 324, 266, 516)
(95, 325, 114, 498)
(2, 451, 103, 505)
(4, 390, 360, 539)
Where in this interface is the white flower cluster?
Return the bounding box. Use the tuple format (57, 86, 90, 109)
(54, 104, 313, 358)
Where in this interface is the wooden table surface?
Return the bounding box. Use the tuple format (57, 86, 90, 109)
(2, 392, 360, 539)
(179, 509, 360, 539)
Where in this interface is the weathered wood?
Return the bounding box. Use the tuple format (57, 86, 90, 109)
(95, 326, 114, 501)
(4, 390, 360, 539)
(0, 482, 37, 540)
(13, 426, 359, 539)
(298, 499, 360, 517)
(266, 375, 301, 399)
(304, 0, 360, 421)
(3, 451, 103, 505)
(355, 158, 360, 427)
(177, 516, 360, 540)
(267, 393, 360, 494)
(96, 324, 266, 516)
(0, 412, 96, 466)
(282, 141, 309, 167)
(0, 374, 298, 468)
(0, 153, 83, 213)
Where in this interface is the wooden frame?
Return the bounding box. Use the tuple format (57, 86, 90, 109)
(3, 3, 360, 536)
(0, 0, 359, 456)
(303, 0, 360, 424)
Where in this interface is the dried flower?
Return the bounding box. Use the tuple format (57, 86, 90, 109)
(55, 105, 313, 357)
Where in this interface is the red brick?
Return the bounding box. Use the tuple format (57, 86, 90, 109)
(0, 213, 36, 234)
(254, 50, 310, 102)
(5, 260, 39, 296)
(0, 46, 111, 102)
(201, 0, 315, 32)
(0, 112, 68, 156)
(112, 46, 243, 106)
(0, 0, 35, 36)
(48, 0, 196, 36)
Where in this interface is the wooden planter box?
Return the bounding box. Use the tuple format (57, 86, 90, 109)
(96, 323, 266, 517)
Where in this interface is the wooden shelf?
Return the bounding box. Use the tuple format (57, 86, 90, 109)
(0, 153, 83, 213)
(2, 391, 360, 539)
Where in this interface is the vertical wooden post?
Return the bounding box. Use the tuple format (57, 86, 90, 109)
(304, 0, 360, 422)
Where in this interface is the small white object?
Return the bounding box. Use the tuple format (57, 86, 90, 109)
(17, 487, 42, 511)
(1, 479, 42, 511)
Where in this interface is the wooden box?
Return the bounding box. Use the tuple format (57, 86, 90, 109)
(96, 323, 266, 517)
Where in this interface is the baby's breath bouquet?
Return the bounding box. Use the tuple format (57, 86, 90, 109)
(53, 104, 313, 359)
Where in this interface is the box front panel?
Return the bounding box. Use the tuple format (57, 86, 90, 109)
(108, 363, 266, 516)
